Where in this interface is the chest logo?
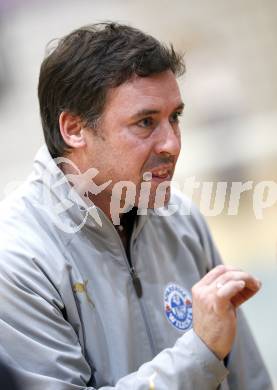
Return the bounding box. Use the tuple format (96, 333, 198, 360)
(73, 280, 95, 308)
(164, 283, 193, 332)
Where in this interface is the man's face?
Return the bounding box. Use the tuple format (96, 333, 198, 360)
(82, 70, 183, 213)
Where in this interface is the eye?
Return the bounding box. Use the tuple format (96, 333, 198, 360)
(169, 111, 183, 124)
(137, 117, 154, 128)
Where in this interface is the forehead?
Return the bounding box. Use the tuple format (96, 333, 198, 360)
(103, 70, 182, 118)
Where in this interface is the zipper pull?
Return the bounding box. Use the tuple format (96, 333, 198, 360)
(130, 267, 143, 298)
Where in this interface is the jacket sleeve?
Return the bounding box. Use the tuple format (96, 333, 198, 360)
(190, 203, 273, 390)
(0, 249, 228, 390)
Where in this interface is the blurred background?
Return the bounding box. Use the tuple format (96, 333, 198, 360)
(0, 0, 276, 386)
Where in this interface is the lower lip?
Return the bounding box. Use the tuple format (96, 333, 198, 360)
(151, 174, 171, 183)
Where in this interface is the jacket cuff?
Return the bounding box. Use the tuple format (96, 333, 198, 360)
(177, 328, 229, 385)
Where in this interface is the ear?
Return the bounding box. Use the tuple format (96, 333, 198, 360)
(59, 111, 86, 149)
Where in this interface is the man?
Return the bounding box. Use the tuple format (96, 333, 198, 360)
(0, 23, 272, 389)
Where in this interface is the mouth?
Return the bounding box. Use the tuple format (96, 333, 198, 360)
(145, 165, 173, 182)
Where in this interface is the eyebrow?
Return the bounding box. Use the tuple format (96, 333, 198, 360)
(130, 102, 185, 120)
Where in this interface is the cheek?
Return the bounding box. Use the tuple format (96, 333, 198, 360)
(119, 144, 152, 171)
(109, 131, 155, 176)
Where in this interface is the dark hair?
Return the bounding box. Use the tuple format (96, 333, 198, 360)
(38, 22, 185, 158)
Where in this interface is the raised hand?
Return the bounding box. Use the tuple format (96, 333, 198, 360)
(192, 265, 261, 360)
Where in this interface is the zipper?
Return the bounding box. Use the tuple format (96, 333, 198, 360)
(104, 216, 143, 299)
(130, 266, 142, 298)
(129, 235, 156, 356)
(100, 212, 156, 355)
(137, 291, 156, 355)
(105, 214, 143, 299)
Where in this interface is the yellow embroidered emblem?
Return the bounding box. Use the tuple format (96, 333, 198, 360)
(73, 282, 86, 293)
(73, 280, 95, 308)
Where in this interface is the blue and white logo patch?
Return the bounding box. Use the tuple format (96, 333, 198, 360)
(164, 283, 193, 332)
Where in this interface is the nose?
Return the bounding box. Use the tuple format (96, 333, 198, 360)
(153, 123, 181, 157)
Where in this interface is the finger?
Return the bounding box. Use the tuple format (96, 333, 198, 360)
(231, 286, 260, 308)
(197, 265, 241, 286)
(216, 280, 246, 301)
(215, 271, 261, 292)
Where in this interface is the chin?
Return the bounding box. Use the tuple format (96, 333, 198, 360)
(136, 184, 171, 210)
(154, 186, 171, 209)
